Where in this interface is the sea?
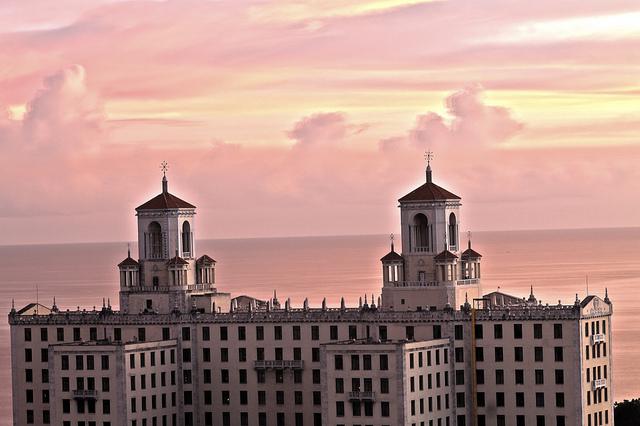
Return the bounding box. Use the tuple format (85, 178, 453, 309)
(0, 228, 638, 424)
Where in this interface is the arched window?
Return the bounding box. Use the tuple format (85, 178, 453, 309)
(413, 214, 429, 251)
(182, 221, 191, 257)
(448, 213, 457, 248)
(148, 222, 163, 259)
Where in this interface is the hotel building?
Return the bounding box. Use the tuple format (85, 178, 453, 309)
(9, 164, 614, 426)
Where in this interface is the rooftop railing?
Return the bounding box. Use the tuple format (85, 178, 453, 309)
(254, 360, 304, 370)
(73, 389, 98, 399)
(348, 391, 376, 401)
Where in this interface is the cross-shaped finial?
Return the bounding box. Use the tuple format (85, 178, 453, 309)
(424, 149, 434, 167)
(390, 233, 394, 242)
(160, 161, 169, 177)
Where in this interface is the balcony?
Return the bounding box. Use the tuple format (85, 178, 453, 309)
(391, 281, 439, 288)
(414, 247, 430, 253)
(457, 278, 479, 285)
(591, 334, 605, 345)
(254, 360, 304, 370)
(187, 284, 214, 292)
(592, 379, 607, 390)
(73, 389, 98, 400)
(349, 391, 376, 401)
(124, 286, 171, 292)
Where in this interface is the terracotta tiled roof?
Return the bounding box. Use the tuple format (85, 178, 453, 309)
(166, 255, 189, 266)
(196, 254, 216, 265)
(136, 192, 195, 211)
(434, 250, 458, 262)
(380, 251, 403, 262)
(461, 248, 482, 260)
(399, 181, 460, 203)
(118, 257, 140, 267)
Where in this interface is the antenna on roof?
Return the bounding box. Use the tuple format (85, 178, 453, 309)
(160, 161, 169, 193)
(35, 284, 38, 315)
(586, 274, 589, 295)
(424, 149, 434, 183)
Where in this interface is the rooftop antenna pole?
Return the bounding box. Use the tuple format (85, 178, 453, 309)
(424, 149, 434, 183)
(586, 274, 589, 295)
(35, 284, 38, 315)
(160, 161, 169, 193)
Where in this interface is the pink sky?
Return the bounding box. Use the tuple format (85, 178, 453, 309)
(0, 0, 639, 244)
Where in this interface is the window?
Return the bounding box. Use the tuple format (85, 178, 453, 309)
(456, 392, 465, 408)
(515, 370, 524, 384)
(380, 378, 389, 393)
(514, 324, 523, 339)
(535, 369, 544, 384)
(455, 325, 463, 340)
(363, 355, 372, 370)
(56, 328, 64, 342)
(494, 324, 503, 339)
(536, 392, 545, 407)
(137, 327, 145, 342)
(455, 347, 464, 363)
(554, 323, 563, 339)
(495, 347, 504, 362)
(336, 401, 345, 417)
(381, 401, 390, 417)
(496, 392, 505, 407)
(238, 326, 246, 341)
(335, 378, 344, 393)
(534, 323, 543, 339)
(73, 328, 81, 341)
(455, 370, 465, 385)
(433, 325, 442, 339)
(555, 369, 564, 384)
(556, 392, 565, 407)
(201, 326, 210, 341)
(474, 324, 483, 339)
(182, 327, 191, 341)
(406, 326, 414, 340)
(379, 354, 389, 370)
(256, 326, 264, 341)
(379, 325, 388, 341)
(293, 326, 301, 340)
(555, 347, 564, 362)
(311, 326, 319, 340)
(516, 392, 525, 407)
(334, 355, 343, 370)
(351, 355, 360, 370)
(515, 347, 524, 362)
(220, 327, 228, 340)
(495, 369, 504, 385)
(330, 326, 338, 340)
(475, 347, 484, 362)
(535, 346, 544, 362)
(274, 326, 282, 340)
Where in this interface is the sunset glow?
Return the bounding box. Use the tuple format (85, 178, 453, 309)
(1, 0, 639, 244)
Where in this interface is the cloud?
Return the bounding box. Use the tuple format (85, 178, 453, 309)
(410, 85, 524, 148)
(287, 112, 368, 147)
(22, 64, 104, 151)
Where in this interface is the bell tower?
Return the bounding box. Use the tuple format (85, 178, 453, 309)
(381, 152, 481, 311)
(118, 163, 231, 314)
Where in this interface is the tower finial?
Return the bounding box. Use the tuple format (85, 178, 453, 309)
(424, 149, 434, 183)
(127, 243, 131, 258)
(390, 233, 395, 252)
(160, 161, 169, 193)
(467, 231, 472, 249)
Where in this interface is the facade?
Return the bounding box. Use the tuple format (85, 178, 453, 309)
(9, 165, 614, 426)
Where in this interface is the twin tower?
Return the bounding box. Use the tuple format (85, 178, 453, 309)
(380, 163, 482, 311)
(118, 163, 480, 314)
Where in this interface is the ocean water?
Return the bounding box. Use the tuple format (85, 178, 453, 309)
(1, 228, 639, 424)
